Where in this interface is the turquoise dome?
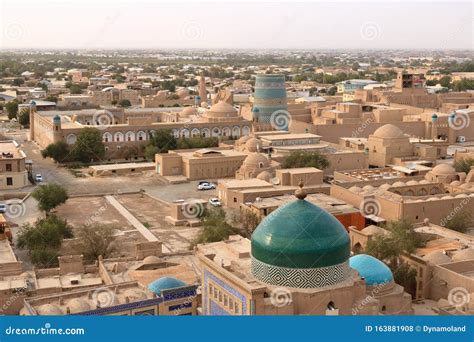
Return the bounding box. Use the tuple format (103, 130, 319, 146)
(349, 254, 393, 286)
(147, 277, 186, 295)
(251, 199, 350, 268)
(53, 115, 61, 123)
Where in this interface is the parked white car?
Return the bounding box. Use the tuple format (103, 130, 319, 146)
(35, 174, 43, 182)
(208, 198, 221, 207)
(197, 182, 216, 190)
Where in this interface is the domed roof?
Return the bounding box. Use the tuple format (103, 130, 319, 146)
(431, 164, 456, 176)
(176, 88, 189, 97)
(124, 288, 148, 301)
(406, 180, 419, 186)
(36, 304, 63, 315)
(180, 106, 197, 117)
(245, 138, 262, 152)
(142, 255, 161, 265)
(237, 135, 251, 144)
(419, 180, 430, 184)
(372, 124, 404, 139)
(53, 114, 61, 122)
(361, 225, 385, 236)
(349, 254, 393, 286)
(256, 171, 272, 182)
(349, 186, 362, 193)
(204, 101, 237, 118)
(148, 277, 187, 295)
(450, 181, 461, 186)
(392, 181, 406, 187)
(67, 298, 91, 314)
(251, 199, 350, 269)
(243, 153, 269, 168)
(423, 251, 451, 265)
(452, 248, 474, 261)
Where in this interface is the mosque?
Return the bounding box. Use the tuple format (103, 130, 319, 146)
(197, 183, 413, 315)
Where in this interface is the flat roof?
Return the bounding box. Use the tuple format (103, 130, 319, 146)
(0, 239, 17, 263)
(90, 162, 155, 171)
(260, 133, 321, 141)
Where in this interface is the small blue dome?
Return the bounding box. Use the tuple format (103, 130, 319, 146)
(431, 113, 438, 122)
(349, 254, 393, 286)
(53, 115, 61, 123)
(30, 100, 36, 106)
(252, 107, 259, 112)
(195, 95, 201, 100)
(147, 277, 186, 295)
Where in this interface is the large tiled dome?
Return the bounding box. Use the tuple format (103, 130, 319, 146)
(251, 187, 351, 288)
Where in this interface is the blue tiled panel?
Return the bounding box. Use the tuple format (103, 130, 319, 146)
(203, 270, 247, 315)
(209, 300, 230, 316)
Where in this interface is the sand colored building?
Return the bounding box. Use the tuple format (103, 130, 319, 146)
(0, 141, 28, 190)
(330, 164, 474, 226)
(197, 187, 412, 315)
(349, 222, 474, 315)
(29, 100, 252, 159)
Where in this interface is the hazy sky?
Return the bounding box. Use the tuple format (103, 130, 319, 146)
(0, 0, 472, 49)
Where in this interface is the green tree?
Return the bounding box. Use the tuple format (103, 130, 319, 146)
(69, 84, 82, 94)
(41, 141, 70, 163)
(454, 158, 474, 173)
(12, 78, 24, 86)
(17, 107, 30, 126)
(32, 183, 69, 213)
(17, 215, 72, 267)
(444, 210, 472, 233)
(192, 207, 237, 247)
(5, 100, 18, 119)
(365, 219, 422, 294)
(281, 150, 330, 170)
(119, 99, 131, 107)
(177, 136, 219, 149)
(73, 224, 118, 262)
(71, 127, 105, 163)
(45, 95, 58, 103)
(145, 129, 177, 156)
(438, 76, 452, 88)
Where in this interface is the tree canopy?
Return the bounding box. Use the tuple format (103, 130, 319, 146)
(192, 207, 237, 247)
(281, 150, 330, 170)
(32, 183, 69, 213)
(70, 127, 106, 163)
(73, 224, 119, 262)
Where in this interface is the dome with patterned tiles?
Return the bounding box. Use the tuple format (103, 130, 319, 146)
(250, 182, 351, 288)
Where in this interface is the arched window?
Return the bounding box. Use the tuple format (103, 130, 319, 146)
(114, 132, 124, 142)
(125, 131, 135, 142)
